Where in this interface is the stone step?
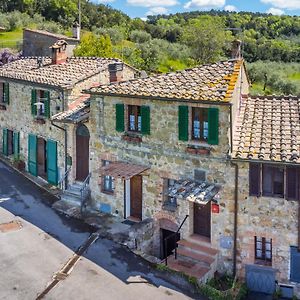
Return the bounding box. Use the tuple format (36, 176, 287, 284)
(167, 256, 210, 282)
(69, 183, 84, 191)
(187, 234, 211, 247)
(177, 239, 218, 257)
(60, 193, 81, 206)
(177, 248, 214, 266)
(65, 188, 82, 197)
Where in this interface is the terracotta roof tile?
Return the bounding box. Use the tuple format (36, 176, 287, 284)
(89, 60, 242, 102)
(0, 57, 121, 88)
(232, 95, 300, 163)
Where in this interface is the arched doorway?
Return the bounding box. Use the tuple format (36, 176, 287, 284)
(76, 124, 90, 181)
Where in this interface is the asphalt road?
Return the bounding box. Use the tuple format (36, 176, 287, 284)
(0, 161, 203, 300)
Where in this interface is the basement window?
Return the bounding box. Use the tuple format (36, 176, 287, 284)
(255, 236, 272, 266)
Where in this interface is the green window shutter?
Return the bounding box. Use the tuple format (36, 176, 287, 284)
(28, 134, 37, 176)
(178, 106, 189, 141)
(31, 89, 37, 116)
(44, 91, 50, 118)
(141, 106, 150, 135)
(208, 107, 219, 145)
(13, 131, 20, 159)
(47, 139, 58, 185)
(4, 83, 9, 104)
(2, 128, 8, 156)
(115, 103, 124, 132)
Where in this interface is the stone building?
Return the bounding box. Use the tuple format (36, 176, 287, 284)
(0, 41, 136, 191)
(22, 28, 80, 57)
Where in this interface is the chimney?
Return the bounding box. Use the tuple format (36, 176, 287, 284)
(108, 63, 124, 83)
(72, 20, 80, 40)
(49, 40, 68, 65)
(231, 39, 242, 60)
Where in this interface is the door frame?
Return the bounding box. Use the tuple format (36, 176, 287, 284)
(124, 176, 142, 220)
(37, 137, 47, 180)
(193, 201, 211, 238)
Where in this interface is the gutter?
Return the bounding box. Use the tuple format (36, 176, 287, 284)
(231, 157, 300, 167)
(231, 161, 239, 278)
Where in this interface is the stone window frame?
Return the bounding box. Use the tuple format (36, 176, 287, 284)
(254, 236, 272, 266)
(101, 160, 115, 195)
(191, 107, 209, 142)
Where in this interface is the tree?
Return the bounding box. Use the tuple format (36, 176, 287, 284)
(181, 16, 232, 64)
(74, 32, 114, 58)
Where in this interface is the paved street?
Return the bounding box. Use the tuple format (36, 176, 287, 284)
(0, 161, 203, 300)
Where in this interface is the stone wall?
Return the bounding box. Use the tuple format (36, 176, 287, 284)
(88, 93, 238, 267)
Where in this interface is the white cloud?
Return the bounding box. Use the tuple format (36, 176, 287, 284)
(127, 0, 178, 7)
(184, 0, 225, 10)
(266, 7, 285, 15)
(146, 6, 169, 14)
(224, 5, 237, 12)
(92, 0, 115, 3)
(261, 0, 300, 9)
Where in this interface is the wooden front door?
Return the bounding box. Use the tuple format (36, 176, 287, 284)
(37, 137, 47, 179)
(76, 124, 90, 181)
(194, 202, 211, 238)
(130, 175, 142, 220)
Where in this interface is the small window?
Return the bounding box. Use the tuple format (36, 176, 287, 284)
(262, 165, 284, 198)
(37, 90, 47, 117)
(0, 82, 9, 104)
(163, 179, 177, 207)
(255, 236, 272, 266)
(128, 105, 141, 132)
(192, 107, 208, 141)
(102, 160, 114, 194)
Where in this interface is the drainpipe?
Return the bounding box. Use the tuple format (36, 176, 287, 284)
(51, 90, 68, 189)
(298, 202, 300, 252)
(231, 161, 239, 278)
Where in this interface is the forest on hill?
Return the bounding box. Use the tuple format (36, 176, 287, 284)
(0, 0, 299, 95)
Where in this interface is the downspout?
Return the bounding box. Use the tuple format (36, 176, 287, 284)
(231, 161, 239, 277)
(51, 90, 68, 188)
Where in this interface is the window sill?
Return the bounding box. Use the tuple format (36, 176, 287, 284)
(0, 104, 7, 110)
(122, 132, 142, 143)
(255, 260, 272, 267)
(101, 190, 114, 196)
(34, 117, 46, 124)
(186, 144, 211, 155)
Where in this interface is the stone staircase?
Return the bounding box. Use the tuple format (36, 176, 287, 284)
(60, 181, 85, 206)
(167, 234, 218, 284)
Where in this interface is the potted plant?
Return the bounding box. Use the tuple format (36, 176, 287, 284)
(13, 155, 25, 172)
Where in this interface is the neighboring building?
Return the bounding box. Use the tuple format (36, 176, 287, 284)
(22, 28, 79, 57)
(0, 41, 136, 190)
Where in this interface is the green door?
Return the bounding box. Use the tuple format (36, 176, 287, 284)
(28, 134, 37, 176)
(2, 128, 8, 156)
(13, 131, 20, 159)
(47, 139, 58, 185)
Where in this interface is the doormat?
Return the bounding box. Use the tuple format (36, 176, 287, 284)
(0, 220, 22, 233)
(122, 220, 136, 226)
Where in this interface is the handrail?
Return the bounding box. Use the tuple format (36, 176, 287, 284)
(164, 214, 189, 266)
(80, 173, 91, 214)
(59, 167, 71, 190)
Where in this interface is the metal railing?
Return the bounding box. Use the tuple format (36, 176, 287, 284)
(80, 173, 91, 215)
(164, 214, 189, 266)
(58, 167, 71, 191)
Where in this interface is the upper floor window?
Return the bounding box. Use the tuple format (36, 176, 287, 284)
(192, 107, 209, 141)
(102, 160, 114, 194)
(31, 89, 50, 118)
(0, 82, 9, 104)
(128, 105, 141, 132)
(249, 163, 299, 200)
(255, 236, 272, 266)
(178, 106, 219, 145)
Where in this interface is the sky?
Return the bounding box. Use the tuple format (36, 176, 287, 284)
(92, 0, 300, 18)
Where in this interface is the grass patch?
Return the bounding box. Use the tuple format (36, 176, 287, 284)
(288, 73, 300, 81)
(0, 29, 22, 49)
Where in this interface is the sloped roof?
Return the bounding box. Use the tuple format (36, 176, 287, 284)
(88, 60, 243, 102)
(232, 95, 300, 163)
(0, 57, 122, 88)
(24, 28, 78, 42)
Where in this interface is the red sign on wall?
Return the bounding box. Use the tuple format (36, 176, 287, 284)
(212, 203, 220, 214)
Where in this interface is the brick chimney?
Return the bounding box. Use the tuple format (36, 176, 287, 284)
(231, 39, 242, 60)
(49, 40, 68, 65)
(108, 63, 124, 83)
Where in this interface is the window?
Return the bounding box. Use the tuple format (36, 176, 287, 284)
(255, 236, 272, 266)
(102, 160, 114, 193)
(192, 108, 208, 141)
(128, 105, 141, 132)
(262, 165, 284, 197)
(163, 179, 177, 207)
(0, 82, 9, 104)
(37, 90, 47, 117)
(31, 89, 50, 118)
